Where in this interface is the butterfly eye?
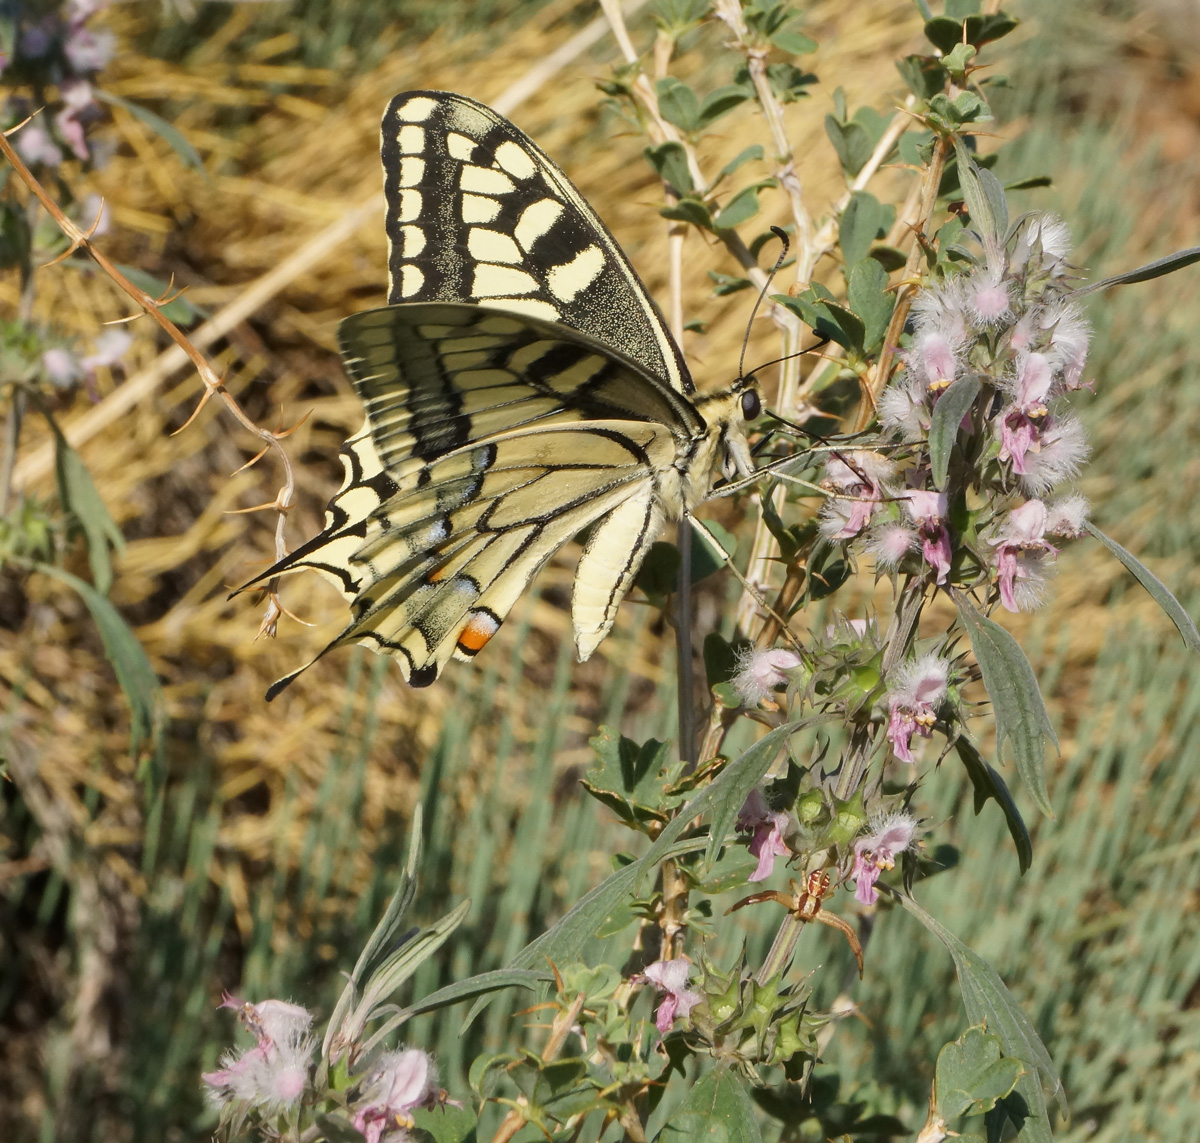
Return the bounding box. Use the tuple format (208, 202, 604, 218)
(740, 389, 762, 421)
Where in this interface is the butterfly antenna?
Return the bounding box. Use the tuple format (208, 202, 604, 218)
(738, 226, 792, 383)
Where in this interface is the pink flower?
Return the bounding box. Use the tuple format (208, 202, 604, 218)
(352, 1049, 436, 1143)
(1046, 493, 1089, 538)
(885, 653, 949, 763)
(864, 523, 917, 571)
(731, 647, 803, 706)
(998, 353, 1056, 475)
(202, 993, 314, 1112)
(820, 451, 895, 540)
(902, 490, 952, 585)
(852, 812, 919, 905)
(15, 123, 63, 168)
(643, 959, 703, 1034)
(55, 78, 96, 160)
(966, 270, 1011, 325)
(43, 347, 82, 388)
(1019, 416, 1088, 496)
(737, 790, 792, 882)
(80, 328, 131, 376)
(990, 500, 1058, 612)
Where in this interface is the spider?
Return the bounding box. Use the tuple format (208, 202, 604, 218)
(728, 869, 864, 977)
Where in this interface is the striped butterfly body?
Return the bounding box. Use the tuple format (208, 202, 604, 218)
(244, 91, 761, 698)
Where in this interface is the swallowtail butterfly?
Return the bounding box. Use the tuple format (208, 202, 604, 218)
(243, 91, 763, 697)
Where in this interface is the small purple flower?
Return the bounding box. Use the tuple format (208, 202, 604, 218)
(202, 993, 314, 1112)
(65, 25, 116, 74)
(990, 500, 1058, 613)
(852, 812, 919, 905)
(902, 490, 952, 585)
(1042, 302, 1091, 390)
(885, 653, 949, 763)
(998, 352, 1055, 475)
(864, 522, 917, 571)
(730, 647, 803, 706)
(1019, 415, 1089, 497)
(43, 347, 83, 388)
(81, 328, 131, 375)
(352, 1049, 436, 1143)
(15, 124, 64, 168)
(643, 958, 703, 1034)
(1046, 493, 1089, 538)
(737, 790, 792, 882)
(965, 269, 1011, 326)
(55, 78, 96, 160)
(820, 451, 895, 540)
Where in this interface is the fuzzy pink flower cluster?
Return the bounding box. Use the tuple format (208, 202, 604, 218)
(202, 994, 315, 1113)
(837, 212, 1095, 609)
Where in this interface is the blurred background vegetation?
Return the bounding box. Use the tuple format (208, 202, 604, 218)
(2, 0, 1199, 1140)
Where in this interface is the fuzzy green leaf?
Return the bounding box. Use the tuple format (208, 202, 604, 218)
(1072, 245, 1200, 297)
(847, 257, 894, 353)
(659, 1066, 763, 1143)
(1084, 523, 1200, 652)
(901, 894, 1064, 1140)
(953, 593, 1056, 817)
(54, 435, 124, 594)
(929, 374, 981, 489)
(656, 77, 700, 133)
(698, 85, 751, 127)
(411, 1105, 478, 1143)
(935, 1025, 1025, 1120)
(714, 184, 765, 230)
(644, 141, 694, 196)
(839, 191, 887, 267)
(95, 89, 205, 172)
(955, 739, 1033, 873)
(660, 198, 714, 231)
(36, 564, 158, 753)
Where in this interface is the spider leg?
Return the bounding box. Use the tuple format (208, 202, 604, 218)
(726, 890, 796, 915)
(813, 910, 864, 978)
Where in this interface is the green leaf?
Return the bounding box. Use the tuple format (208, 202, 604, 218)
(928, 374, 981, 489)
(582, 729, 680, 825)
(839, 191, 887, 267)
(953, 593, 1056, 817)
(942, 42, 978, 77)
(94, 89, 205, 172)
(955, 738, 1033, 873)
(953, 139, 1003, 252)
(635, 540, 682, 604)
(714, 184, 765, 230)
(896, 54, 948, 99)
(691, 519, 737, 582)
(924, 14, 1020, 55)
(935, 1025, 1024, 1120)
(1084, 523, 1200, 652)
(411, 1104, 478, 1143)
(660, 199, 714, 231)
(114, 265, 206, 325)
(769, 28, 817, 55)
(405, 968, 549, 1019)
(713, 144, 764, 185)
(1071, 245, 1200, 297)
(644, 141, 695, 196)
(36, 564, 158, 752)
(698, 85, 751, 127)
(656, 77, 700, 133)
(659, 1066, 763, 1143)
(900, 894, 1065, 1140)
(824, 115, 873, 177)
(846, 258, 893, 354)
(54, 434, 124, 594)
(709, 270, 753, 296)
(772, 292, 865, 354)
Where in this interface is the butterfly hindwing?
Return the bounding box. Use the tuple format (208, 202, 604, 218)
(238, 91, 756, 698)
(380, 91, 693, 395)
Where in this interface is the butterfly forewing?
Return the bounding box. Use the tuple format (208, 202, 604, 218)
(241, 91, 755, 698)
(381, 91, 693, 395)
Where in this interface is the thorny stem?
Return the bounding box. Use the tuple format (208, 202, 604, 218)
(489, 993, 587, 1143)
(0, 121, 296, 638)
